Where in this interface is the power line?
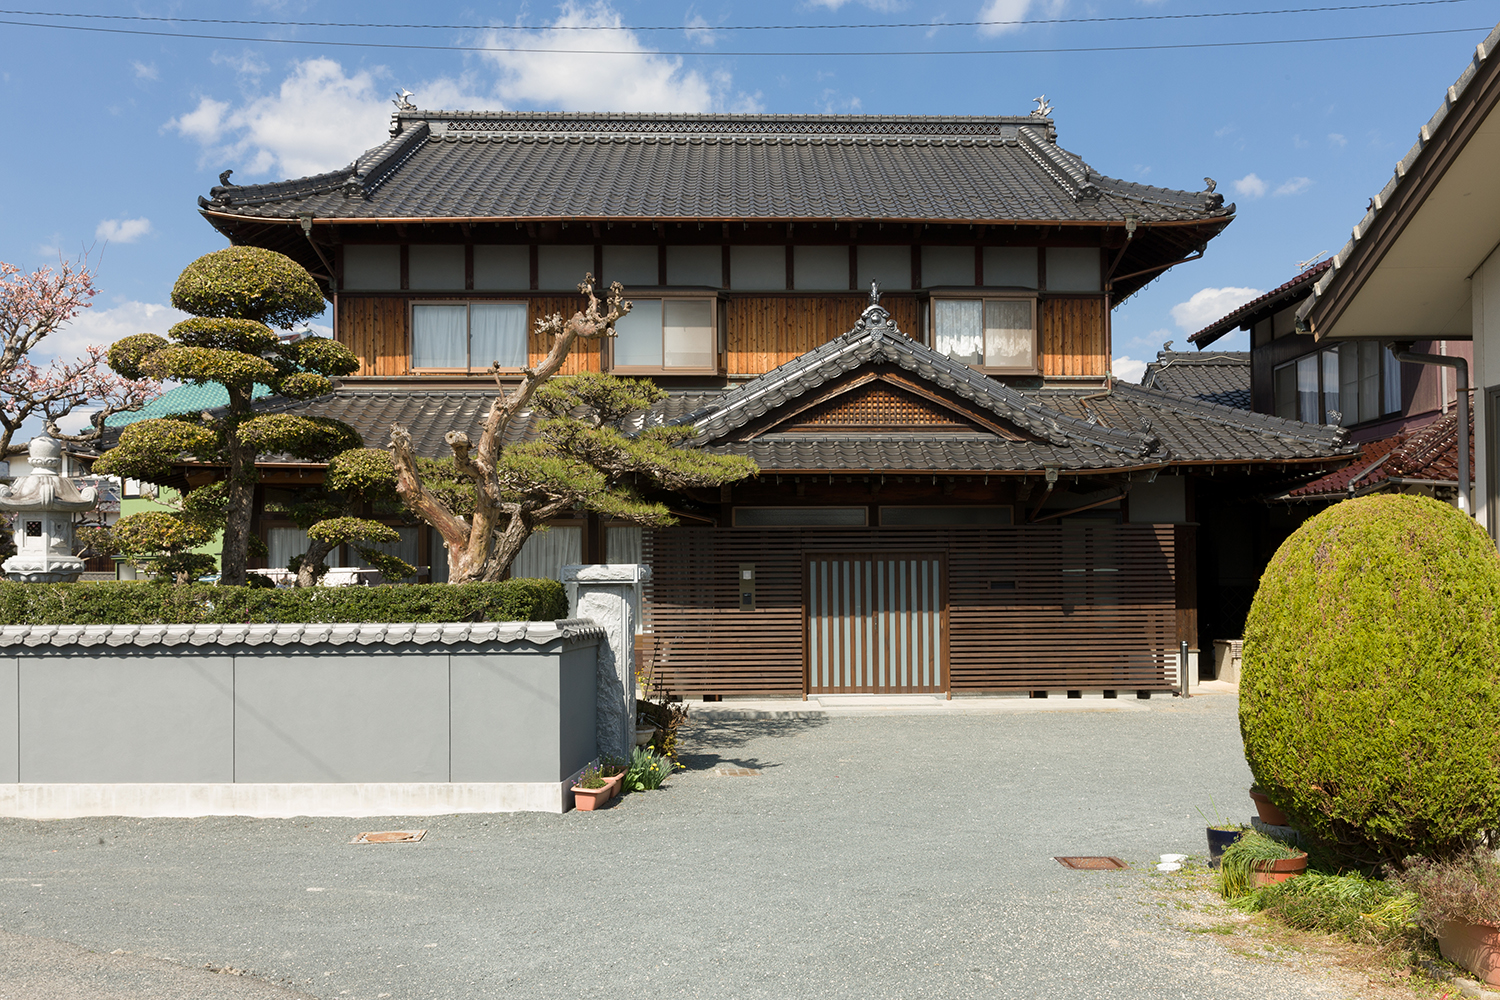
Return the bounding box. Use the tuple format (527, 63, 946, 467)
(0, 18, 1489, 58)
(0, 0, 1482, 33)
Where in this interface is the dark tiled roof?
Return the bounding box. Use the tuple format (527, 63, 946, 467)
(1298, 23, 1500, 329)
(1187, 261, 1331, 348)
(201, 112, 1230, 227)
(1139, 351, 1251, 410)
(1284, 413, 1468, 499)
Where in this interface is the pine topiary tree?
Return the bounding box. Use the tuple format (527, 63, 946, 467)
(96, 247, 361, 586)
(1241, 493, 1500, 865)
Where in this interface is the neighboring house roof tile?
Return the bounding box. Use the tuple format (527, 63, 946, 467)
(202, 112, 1231, 227)
(1186, 261, 1331, 348)
(1139, 351, 1251, 409)
(1284, 413, 1469, 498)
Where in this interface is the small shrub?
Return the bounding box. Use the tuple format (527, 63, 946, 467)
(1393, 849, 1500, 934)
(1241, 494, 1500, 865)
(0, 579, 567, 625)
(625, 747, 673, 791)
(1220, 831, 1303, 900)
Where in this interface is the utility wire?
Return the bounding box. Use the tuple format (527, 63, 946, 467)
(0, 18, 1489, 57)
(0, 0, 1482, 33)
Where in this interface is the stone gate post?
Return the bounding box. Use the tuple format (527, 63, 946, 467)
(562, 564, 650, 760)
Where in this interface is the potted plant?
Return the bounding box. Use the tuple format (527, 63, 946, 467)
(598, 755, 628, 799)
(571, 765, 611, 811)
(1395, 850, 1500, 987)
(1218, 831, 1307, 898)
(1248, 783, 1291, 826)
(1197, 798, 1247, 868)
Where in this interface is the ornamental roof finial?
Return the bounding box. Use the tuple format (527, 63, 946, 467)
(1031, 95, 1053, 118)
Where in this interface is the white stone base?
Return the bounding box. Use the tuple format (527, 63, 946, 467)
(0, 780, 585, 819)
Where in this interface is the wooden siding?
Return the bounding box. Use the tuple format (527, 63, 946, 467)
(643, 524, 1178, 697)
(526, 295, 598, 373)
(726, 295, 922, 375)
(338, 297, 409, 377)
(1041, 297, 1108, 378)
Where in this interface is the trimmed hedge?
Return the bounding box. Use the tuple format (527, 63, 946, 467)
(0, 580, 569, 626)
(1241, 493, 1500, 866)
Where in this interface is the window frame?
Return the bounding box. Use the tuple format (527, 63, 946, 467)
(408, 297, 531, 374)
(927, 291, 1040, 376)
(606, 292, 721, 376)
(1271, 340, 1400, 427)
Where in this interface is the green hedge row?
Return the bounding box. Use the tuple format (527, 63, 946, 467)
(0, 579, 569, 626)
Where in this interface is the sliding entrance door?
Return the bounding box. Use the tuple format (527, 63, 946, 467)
(806, 553, 946, 694)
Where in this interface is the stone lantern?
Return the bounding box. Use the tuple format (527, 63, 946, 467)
(0, 437, 98, 584)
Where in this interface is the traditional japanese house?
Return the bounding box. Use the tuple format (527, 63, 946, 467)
(188, 105, 1356, 697)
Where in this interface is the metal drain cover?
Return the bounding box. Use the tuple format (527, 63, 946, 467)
(351, 830, 427, 845)
(713, 767, 761, 776)
(1054, 856, 1126, 870)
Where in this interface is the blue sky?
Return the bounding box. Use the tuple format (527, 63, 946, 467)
(2, 0, 1495, 391)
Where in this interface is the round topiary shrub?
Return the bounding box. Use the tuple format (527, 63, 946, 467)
(171, 246, 324, 328)
(1241, 494, 1500, 865)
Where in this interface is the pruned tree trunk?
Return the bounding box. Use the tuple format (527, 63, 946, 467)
(219, 428, 255, 588)
(390, 275, 629, 584)
(295, 536, 338, 587)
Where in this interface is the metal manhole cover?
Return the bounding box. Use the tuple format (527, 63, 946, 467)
(712, 767, 761, 776)
(350, 830, 427, 845)
(1054, 856, 1126, 870)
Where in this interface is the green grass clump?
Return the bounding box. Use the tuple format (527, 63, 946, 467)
(1219, 831, 1304, 899)
(1241, 494, 1500, 866)
(1242, 871, 1417, 945)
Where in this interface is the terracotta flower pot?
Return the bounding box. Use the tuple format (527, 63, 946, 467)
(1249, 788, 1290, 827)
(572, 784, 611, 811)
(1249, 851, 1307, 888)
(602, 773, 624, 799)
(1438, 921, 1500, 986)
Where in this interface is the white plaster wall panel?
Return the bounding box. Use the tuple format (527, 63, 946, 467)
(449, 645, 596, 783)
(472, 245, 530, 290)
(730, 246, 786, 290)
(603, 245, 658, 286)
(1046, 247, 1103, 292)
(857, 246, 911, 291)
(234, 651, 449, 782)
(922, 246, 975, 287)
(407, 245, 465, 290)
(342, 245, 400, 290)
(794, 246, 849, 291)
(18, 653, 233, 782)
(984, 247, 1039, 288)
(537, 246, 594, 290)
(667, 245, 722, 286)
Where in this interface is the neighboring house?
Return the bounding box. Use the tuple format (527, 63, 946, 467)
(1140, 349, 1250, 409)
(1293, 21, 1500, 533)
(181, 106, 1356, 697)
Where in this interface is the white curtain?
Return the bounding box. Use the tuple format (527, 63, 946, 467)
(663, 300, 714, 369)
(510, 526, 582, 581)
(983, 300, 1032, 368)
(267, 526, 340, 573)
(352, 526, 420, 580)
(606, 525, 642, 564)
(933, 299, 982, 364)
(470, 303, 528, 369)
(411, 304, 468, 368)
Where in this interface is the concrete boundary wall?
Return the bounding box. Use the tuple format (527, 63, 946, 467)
(0, 620, 602, 818)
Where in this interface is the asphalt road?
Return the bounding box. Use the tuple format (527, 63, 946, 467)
(0, 693, 1344, 999)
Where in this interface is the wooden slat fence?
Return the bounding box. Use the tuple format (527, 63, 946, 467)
(642, 525, 1178, 696)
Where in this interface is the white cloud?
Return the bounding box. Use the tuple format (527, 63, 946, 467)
(482, 3, 740, 112)
(1169, 287, 1263, 332)
(806, 0, 906, 8)
(42, 300, 190, 363)
(1232, 173, 1267, 198)
(1275, 176, 1313, 197)
(211, 50, 269, 77)
(1327, 133, 1347, 147)
(684, 14, 717, 46)
(1111, 356, 1147, 383)
(978, 0, 1066, 36)
(95, 217, 152, 244)
(132, 61, 159, 81)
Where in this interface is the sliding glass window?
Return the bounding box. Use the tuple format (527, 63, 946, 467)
(411, 301, 528, 371)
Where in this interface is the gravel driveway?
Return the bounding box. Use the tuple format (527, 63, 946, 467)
(0, 691, 1347, 999)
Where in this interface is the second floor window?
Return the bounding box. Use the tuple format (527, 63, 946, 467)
(412, 301, 528, 371)
(1274, 341, 1400, 426)
(611, 298, 716, 372)
(931, 296, 1037, 373)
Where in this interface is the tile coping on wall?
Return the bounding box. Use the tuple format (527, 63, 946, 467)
(0, 618, 603, 649)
